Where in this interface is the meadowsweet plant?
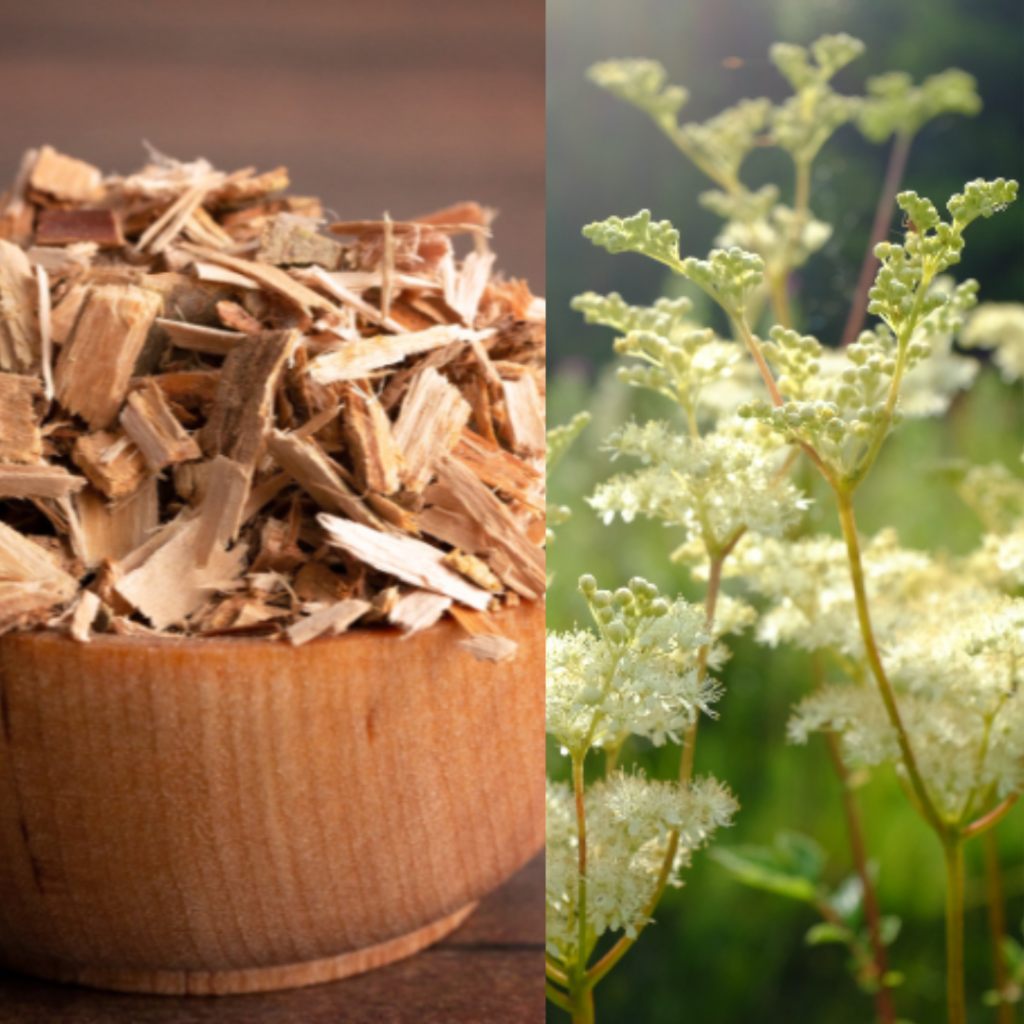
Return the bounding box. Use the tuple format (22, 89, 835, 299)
(547, 32, 1023, 1024)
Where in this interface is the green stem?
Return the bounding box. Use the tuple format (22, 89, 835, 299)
(547, 981, 574, 1014)
(572, 752, 588, 986)
(824, 728, 898, 1024)
(944, 838, 966, 1024)
(982, 826, 1013, 1024)
(573, 989, 596, 1024)
(834, 488, 946, 837)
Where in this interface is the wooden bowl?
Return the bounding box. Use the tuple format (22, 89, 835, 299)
(0, 601, 543, 995)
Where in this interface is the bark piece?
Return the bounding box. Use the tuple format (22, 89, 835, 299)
(389, 590, 451, 636)
(29, 146, 102, 203)
(72, 430, 148, 500)
(0, 464, 85, 500)
(341, 383, 401, 494)
(266, 429, 380, 529)
(0, 373, 44, 462)
(307, 324, 492, 385)
(120, 379, 202, 471)
(0, 238, 39, 372)
(318, 513, 491, 611)
(258, 216, 342, 268)
(54, 284, 163, 429)
(0, 148, 39, 245)
(286, 598, 371, 646)
(36, 209, 123, 248)
(392, 367, 471, 493)
(201, 329, 297, 470)
(459, 633, 517, 662)
(115, 517, 248, 630)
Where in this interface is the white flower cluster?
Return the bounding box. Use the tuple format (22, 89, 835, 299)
(589, 421, 809, 549)
(546, 576, 717, 755)
(546, 772, 738, 963)
(787, 553, 1024, 817)
(961, 301, 1024, 383)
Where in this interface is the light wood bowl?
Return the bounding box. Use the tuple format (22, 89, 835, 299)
(0, 601, 543, 995)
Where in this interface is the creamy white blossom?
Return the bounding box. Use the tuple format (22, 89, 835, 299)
(589, 422, 809, 548)
(546, 772, 738, 963)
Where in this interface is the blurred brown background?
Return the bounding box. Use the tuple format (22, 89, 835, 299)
(0, 0, 544, 286)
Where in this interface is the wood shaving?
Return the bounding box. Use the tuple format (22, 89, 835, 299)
(0, 145, 544, 646)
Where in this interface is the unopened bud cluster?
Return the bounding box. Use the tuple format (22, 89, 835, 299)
(571, 291, 693, 337)
(761, 325, 822, 401)
(584, 210, 681, 265)
(676, 98, 771, 186)
(681, 247, 764, 314)
(587, 59, 689, 133)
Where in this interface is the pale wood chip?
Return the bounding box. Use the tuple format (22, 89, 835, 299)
(388, 590, 452, 636)
(115, 517, 247, 630)
(500, 373, 546, 457)
(72, 430, 148, 500)
(68, 589, 101, 643)
(418, 505, 489, 554)
(442, 549, 503, 592)
(0, 464, 85, 500)
(72, 480, 159, 568)
(200, 329, 297, 470)
(192, 260, 260, 289)
(286, 598, 371, 646)
(137, 173, 225, 254)
(0, 373, 44, 462)
(27, 243, 97, 278)
(306, 324, 493, 385)
(29, 146, 102, 203)
(0, 148, 39, 245)
(0, 238, 40, 372)
(54, 284, 163, 429)
(35, 264, 55, 401)
(341, 383, 402, 494)
(0, 581, 71, 635)
(120, 379, 202, 471)
(459, 633, 517, 662)
(50, 281, 90, 345)
(267, 430, 381, 529)
(216, 299, 262, 333)
(179, 242, 339, 322)
(435, 455, 545, 599)
(213, 166, 289, 205)
(392, 367, 471, 492)
(193, 456, 251, 567)
(453, 430, 544, 511)
(0, 520, 78, 597)
(318, 514, 492, 611)
(295, 265, 408, 334)
(155, 318, 243, 357)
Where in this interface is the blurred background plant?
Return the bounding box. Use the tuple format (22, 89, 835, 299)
(547, 1, 1024, 1021)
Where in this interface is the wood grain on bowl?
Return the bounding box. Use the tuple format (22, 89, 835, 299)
(0, 600, 543, 994)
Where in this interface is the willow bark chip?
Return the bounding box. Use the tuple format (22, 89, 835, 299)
(0, 144, 544, 645)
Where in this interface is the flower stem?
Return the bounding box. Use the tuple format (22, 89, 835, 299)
(963, 793, 1019, 841)
(841, 132, 913, 347)
(944, 838, 967, 1024)
(824, 728, 898, 1024)
(834, 488, 946, 838)
(547, 981, 574, 1013)
(982, 826, 1013, 1024)
(572, 751, 588, 987)
(573, 989, 596, 1024)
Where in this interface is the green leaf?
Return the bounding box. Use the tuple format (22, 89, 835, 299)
(805, 922, 851, 946)
(708, 843, 819, 901)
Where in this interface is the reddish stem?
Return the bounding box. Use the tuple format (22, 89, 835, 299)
(840, 133, 913, 347)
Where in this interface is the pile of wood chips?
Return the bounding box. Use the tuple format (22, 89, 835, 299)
(0, 146, 545, 658)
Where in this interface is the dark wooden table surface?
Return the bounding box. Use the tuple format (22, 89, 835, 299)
(0, 853, 543, 1023)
